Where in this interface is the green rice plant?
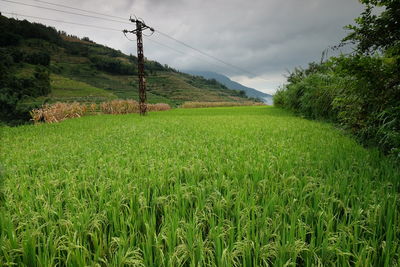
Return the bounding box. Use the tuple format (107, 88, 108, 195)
(181, 101, 263, 108)
(0, 106, 399, 266)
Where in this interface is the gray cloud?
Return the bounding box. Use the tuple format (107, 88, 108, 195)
(1, 0, 364, 93)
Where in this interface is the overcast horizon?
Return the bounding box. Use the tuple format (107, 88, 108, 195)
(0, 0, 365, 94)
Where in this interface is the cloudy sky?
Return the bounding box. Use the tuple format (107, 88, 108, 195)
(1, 0, 365, 94)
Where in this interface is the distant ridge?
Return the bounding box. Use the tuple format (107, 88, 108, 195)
(186, 71, 273, 104)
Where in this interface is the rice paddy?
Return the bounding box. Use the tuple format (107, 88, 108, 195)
(0, 106, 399, 266)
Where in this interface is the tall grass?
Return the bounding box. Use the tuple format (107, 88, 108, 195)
(1, 106, 399, 266)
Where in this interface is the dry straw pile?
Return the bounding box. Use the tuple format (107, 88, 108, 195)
(148, 103, 171, 112)
(30, 100, 171, 124)
(30, 102, 87, 124)
(100, 100, 171, 114)
(100, 99, 139, 114)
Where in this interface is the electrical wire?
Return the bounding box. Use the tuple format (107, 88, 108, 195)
(142, 31, 154, 37)
(1, 0, 267, 79)
(143, 38, 236, 71)
(123, 30, 135, 41)
(154, 30, 262, 78)
(32, 0, 126, 20)
(1, 11, 267, 92)
(144, 38, 186, 56)
(1, 0, 130, 24)
(1, 11, 189, 59)
(1, 11, 122, 31)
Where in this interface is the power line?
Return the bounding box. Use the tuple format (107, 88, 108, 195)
(2, 10, 230, 72)
(1, 11, 269, 94)
(142, 37, 186, 55)
(1, 10, 187, 59)
(1, 0, 130, 24)
(123, 31, 237, 72)
(143, 37, 237, 71)
(1, 11, 121, 32)
(155, 30, 261, 78)
(1, 0, 267, 79)
(32, 0, 126, 20)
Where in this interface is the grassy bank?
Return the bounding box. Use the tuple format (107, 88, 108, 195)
(0, 106, 399, 266)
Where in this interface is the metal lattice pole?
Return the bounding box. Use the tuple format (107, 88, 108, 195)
(124, 18, 154, 116)
(135, 21, 147, 115)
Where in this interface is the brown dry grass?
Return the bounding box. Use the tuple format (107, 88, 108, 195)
(30, 102, 88, 124)
(100, 100, 170, 114)
(181, 101, 264, 109)
(100, 99, 139, 114)
(31, 100, 171, 124)
(147, 103, 171, 112)
(89, 103, 97, 112)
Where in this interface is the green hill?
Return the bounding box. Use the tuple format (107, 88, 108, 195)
(0, 15, 255, 124)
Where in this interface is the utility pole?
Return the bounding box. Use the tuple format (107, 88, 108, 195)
(124, 17, 154, 115)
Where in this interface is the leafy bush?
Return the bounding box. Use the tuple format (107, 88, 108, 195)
(275, 0, 400, 160)
(63, 41, 89, 56)
(0, 32, 21, 46)
(332, 55, 400, 157)
(0, 48, 51, 124)
(0, 15, 61, 45)
(24, 51, 51, 66)
(272, 87, 286, 107)
(275, 55, 399, 160)
(90, 55, 136, 75)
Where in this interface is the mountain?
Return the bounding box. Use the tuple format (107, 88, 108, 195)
(186, 71, 273, 104)
(0, 15, 254, 124)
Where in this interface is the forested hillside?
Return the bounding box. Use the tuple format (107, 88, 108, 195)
(0, 14, 254, 125)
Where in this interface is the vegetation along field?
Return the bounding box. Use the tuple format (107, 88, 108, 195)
(1, 106, 399, 266)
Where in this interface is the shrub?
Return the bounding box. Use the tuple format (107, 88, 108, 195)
(273, 87, 287, 108)
(24, 51, 51, 66)
(276, 55, 400, 160)
(89, 55, 136, 75)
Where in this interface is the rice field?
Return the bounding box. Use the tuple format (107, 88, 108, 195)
(0, 106, 399, 266)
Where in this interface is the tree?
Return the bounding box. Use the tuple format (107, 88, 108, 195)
(343, 0, 400, 55)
